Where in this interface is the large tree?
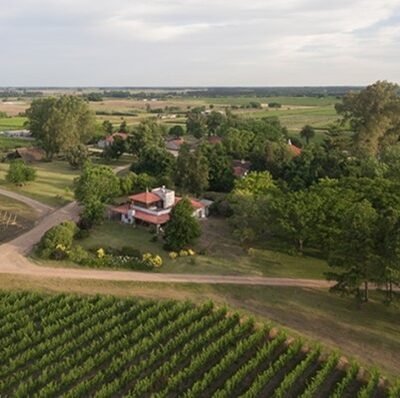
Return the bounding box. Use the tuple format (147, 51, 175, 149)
(74, 163, 120, 206)
(128, 119, 166, 156)
(164, 198, 201, 251)
(300, 125, 316, 144)
(26, 95, 96, 160)
(335, 81, 400, 156)
(186, 108, 207, 138)
(326, 200, 379, 302)
(175, 144, 209, 195)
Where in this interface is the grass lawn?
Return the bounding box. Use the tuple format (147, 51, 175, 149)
(66, 218, 330, 279)
(0, 194, 40, 242)
(0, 116, 27, 130)
(0, 161, 79, 207)
(0, 274, 398, 380)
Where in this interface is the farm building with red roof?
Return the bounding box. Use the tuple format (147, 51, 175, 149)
(110, 187, 210, 232)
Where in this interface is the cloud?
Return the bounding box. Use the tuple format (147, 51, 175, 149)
(0, 0, 399, 85)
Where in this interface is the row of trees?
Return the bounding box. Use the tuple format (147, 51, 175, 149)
(230, 172, 400, 302)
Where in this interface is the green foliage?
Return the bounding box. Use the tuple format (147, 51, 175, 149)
(164, 197, 201, 251)
(6, 160, 36, 185)
(186, 107, 207, 138)
(128, 119, 166, 156)
(300, 124, 316, 144)
(38, 221, 77, 259)
(103, 136, 127, 160)
(65, 144, 89, 169)
(102, 120, 113, 135)
(132, 146, 175, 178)
(336, 80, 400, 156)
(175, 144, 209, 195)
(0, 292, 394, 397)
(169, 124, 185, 137)
(26, 95, 96, 160)
(74, 163, 120, 205)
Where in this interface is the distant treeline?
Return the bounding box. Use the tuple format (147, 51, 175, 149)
(0, 90, 43, 98)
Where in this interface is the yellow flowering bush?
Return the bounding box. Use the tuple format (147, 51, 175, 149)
(188, 249, 195, 256)
(142, 253, 163, 268)
(97, 248, 106, 258)
(179, 250, 189, 257)
(169, 252, 178, 260)
(56, 244, 66, 252)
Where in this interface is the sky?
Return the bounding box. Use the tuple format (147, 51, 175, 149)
(1, 0, 400, 86)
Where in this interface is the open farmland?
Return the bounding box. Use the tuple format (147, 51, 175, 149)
(0, 291, 397, 397)
(0, 117, 27, 131)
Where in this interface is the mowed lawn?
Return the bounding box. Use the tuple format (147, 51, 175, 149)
(0, 194, 40, 242)
(70, 218, 330, 279)
(0, 161, 79, 207)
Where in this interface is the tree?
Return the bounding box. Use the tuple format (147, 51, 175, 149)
(103, 136, 127, 160)
(132, 146, 175, 178)
(300, 125, 316, 144)
(222, 128, 254, 159)
(201, 143, 234, 192)
(119, 120, 128, 133)
(65, 144, 89, 169)
(6, 160, 36, 185)
(186, 108, 207, 138)
(164, 198, 201, 251)
(229, 172, 277, 243)
(335, 81, 400, 156)
(74, 163, 120, 205)
(169, 125, 185, 137)
(206, 111, 227, 136)
(102, 120, 113, 135)
(326, 200, 378, 302)
(26, 95, 96, 160)
(175, 145, 209, 195)
(128, 120, 166, 156)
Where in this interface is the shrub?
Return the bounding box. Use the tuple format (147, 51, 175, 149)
(142, 253, 163, 268)
(97, 248, 106, 258)
(120, 247, 142, 258)
(68, 245, 91, 264)
(6, 160, 36, 185)
(169, 251, 178, 260)
(38, 221, 77, 259)
(179, 249, 189, 257)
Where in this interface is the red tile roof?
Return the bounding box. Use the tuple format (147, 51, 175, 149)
(105, 132, 129, 143)
(175, 196, 205, 209)
(129, 192, 161, 204)
(111, 204, 130, 214)
(134, 210, 170, 225)
(233, 166, 248, 178)
(289, 144, 302, 157)
(207, 136, 223, 144)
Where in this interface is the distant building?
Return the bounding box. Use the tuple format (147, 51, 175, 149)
(110, 187, 210, 232)
(6, 147, 45, 163)
(97, 132, 129, 149)
(165, 137, 185, 157)
(287, 139, 302, 157)
(232, 160, 251, 178)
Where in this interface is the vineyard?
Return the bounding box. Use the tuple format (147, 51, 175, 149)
(0, 292, 398, 397)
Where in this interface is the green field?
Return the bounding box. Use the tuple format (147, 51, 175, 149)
(0, 161, 79, 207)
(0, 116, 27, 131)
(0, 136, 35, 152)
(0, 291, 396, 397)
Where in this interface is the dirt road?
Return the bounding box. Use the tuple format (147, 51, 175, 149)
(0, 197, 337, 287)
